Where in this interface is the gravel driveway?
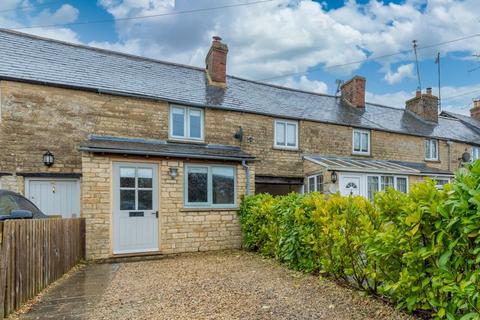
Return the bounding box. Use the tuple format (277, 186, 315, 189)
(87, 250, 412, 320)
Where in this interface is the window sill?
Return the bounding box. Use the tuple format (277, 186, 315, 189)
(273, 146, 299, 152)
(351, 153, 372, 157)
(424, 159, 440, 163)
(180, 207, 239, 212)
(167, 138, 206, 145)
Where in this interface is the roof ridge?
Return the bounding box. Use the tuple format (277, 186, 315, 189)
(0, 28, 207, 73)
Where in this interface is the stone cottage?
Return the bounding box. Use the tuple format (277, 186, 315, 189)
(0, 29, 479, 259)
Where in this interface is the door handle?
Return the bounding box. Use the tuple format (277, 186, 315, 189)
(152, 211, 158, 218)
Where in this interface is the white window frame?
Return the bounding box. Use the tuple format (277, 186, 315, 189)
(433, 177, 450, 190)
(184, 164, 237, 208)
(471, 146, 480, 161)
(425, 139, 439, 161)
(274, 119, 299, 150)
(366, 174, 409, 200)
(169, 105, 204, 141)
(306, 174, 323, 193)
(352, 129, 370, 155)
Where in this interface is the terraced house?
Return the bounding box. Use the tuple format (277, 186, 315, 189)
(0, 29, 479, 259)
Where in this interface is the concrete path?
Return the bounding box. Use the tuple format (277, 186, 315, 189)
(15, 264, 119, 320)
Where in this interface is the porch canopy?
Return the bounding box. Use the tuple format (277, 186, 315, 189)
(79, 135, 255, 162)
(304, 154, 453, 177)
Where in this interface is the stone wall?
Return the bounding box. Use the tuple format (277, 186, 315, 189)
(81, 153, 253, 259)
(0, 80, 472, 193)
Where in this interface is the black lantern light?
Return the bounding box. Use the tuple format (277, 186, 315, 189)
(43, 151, 54, 167)
(330, 170, 338, 183)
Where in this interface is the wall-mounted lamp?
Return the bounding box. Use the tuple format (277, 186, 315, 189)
(330, 170, 338, 183)
(43, 151, 54, 167)
(169, 167, 178, 179)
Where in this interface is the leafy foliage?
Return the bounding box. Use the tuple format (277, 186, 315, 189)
(238, 161, 480, 319)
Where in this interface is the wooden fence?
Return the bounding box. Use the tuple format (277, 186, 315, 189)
(0, 218, 86, 318)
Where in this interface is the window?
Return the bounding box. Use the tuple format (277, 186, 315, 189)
(434, 178, 450, 190)
(472, 147, 480, 161)
(352, 129, 370, 155)
(367, 175, 408, 201)
(169, 105, 204, 141)
(425, 139, 438, 160)
(119, 167, 154, 210)
(274, 120, 298, 149)
(306, 174, 323, 193)
(185, 165, 236, 207)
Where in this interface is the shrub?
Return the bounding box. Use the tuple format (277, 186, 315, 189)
(238, 162, 480, 319)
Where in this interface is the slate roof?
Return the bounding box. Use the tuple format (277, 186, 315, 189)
(1, 29, 480, 145)
(441, 111, 480, 134)
(304, 155, 453, 176)
(79, 135, 255, 161)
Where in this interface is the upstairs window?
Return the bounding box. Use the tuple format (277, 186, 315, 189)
(472, 146, 480, 161)
(274, 119, 298, 149)
(307, 174, 323, 193)
(425, 139, 438, 161)
(352, 129, 370, 155)
(170, 105, 204, 141)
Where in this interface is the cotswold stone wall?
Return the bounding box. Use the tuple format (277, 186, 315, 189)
(0, 79, 470, 192)
(81, 153, 254, 260)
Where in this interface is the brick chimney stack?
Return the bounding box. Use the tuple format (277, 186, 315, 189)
(205, 36, 228, 87)
(406, 88, 439, 123)
(341, 76, 366, 108)
(470, 99, 480, 120)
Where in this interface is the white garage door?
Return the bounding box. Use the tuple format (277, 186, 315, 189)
(26, 179, 80, 218)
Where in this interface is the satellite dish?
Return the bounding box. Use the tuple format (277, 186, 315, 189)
(462, 152, 471, 163)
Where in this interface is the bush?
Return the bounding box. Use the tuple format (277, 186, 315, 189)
(238, 162, 480, 319)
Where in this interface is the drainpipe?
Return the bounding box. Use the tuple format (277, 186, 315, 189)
(242, 160, 251, 195)
(446, 140, 453, 172)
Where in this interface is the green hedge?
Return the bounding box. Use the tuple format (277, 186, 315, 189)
(239, 161, 480, 319)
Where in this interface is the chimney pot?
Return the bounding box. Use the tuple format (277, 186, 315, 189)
(470, 99, 480, 120)
(406, 89, 439, 123)
(340, 76, 366, 108)
(205, 36, 228, 86)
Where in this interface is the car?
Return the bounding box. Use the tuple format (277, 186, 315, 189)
(0, 190, 48, 221)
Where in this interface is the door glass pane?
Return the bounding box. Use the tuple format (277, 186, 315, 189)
(120, 190, 135, 210)
(308, 177, 315, 192)
(138, 168, 153, 188)
(276, 122, 285, 145)
(381, 176, 394, 190)
(396, 177, 407, 193)
(138, 190, 153, 210)
(212, 167, 235, 205)
(367, 176, 379, 201)
(189, 109, 202, 139)
(187, 167, 208, 203)
(354, 132, 360, 151)
(120, 167, 135, 188)
(172, 107, 185, 137)
(286, 123, 296, 147)
(361, 133, 369, 152)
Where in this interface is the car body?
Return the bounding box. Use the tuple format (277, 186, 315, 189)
(0, 190, 48, 221)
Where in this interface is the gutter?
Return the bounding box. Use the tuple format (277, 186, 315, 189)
(242, 160, 251, 195)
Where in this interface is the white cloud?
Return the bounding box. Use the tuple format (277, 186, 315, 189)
(0, 3, 81, 43)
(281, 76, 328, 94)
(384, 63, 414, 84)
(89, 0, 480, 86)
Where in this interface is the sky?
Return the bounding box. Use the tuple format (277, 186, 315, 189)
(0, 0, 479, 115)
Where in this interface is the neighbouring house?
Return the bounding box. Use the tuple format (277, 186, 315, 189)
(0, 29, 479, 259)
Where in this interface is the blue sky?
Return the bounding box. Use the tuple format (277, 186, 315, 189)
(1, 0, 479, 114)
